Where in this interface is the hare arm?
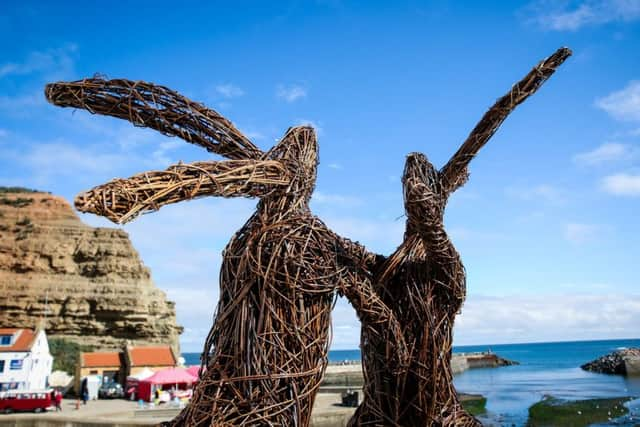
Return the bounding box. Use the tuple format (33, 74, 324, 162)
(439, 47, 572, 195)
(332, 236, 410, 366)
(75, 159, 290, 224)
(45, 77, 262, 160)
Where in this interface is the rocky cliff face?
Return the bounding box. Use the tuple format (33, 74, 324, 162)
(0, 189, 182, 353)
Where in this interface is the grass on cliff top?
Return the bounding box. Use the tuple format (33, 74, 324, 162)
(0, 186, 41, 194)
(527, 396, 633, 427)
(50, 338, 94, 375)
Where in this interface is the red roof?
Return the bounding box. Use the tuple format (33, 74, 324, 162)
(128, 346, 176, 367)
(81, 352, 122, 368)
(0, 328, 37, 352)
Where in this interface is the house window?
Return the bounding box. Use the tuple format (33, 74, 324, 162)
(0, 335, 11, 345)
(0, 360, 4, 373)
(10, 360, 23, 370)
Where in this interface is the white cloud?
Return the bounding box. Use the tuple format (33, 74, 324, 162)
(327, 163, 342, 170)
(505, 184, 566, 204)
(573, 142, 633, 165)
(276, 84, 307, 102)
(529, 0, 640, 31)
(215, 83, 244, 99)
(312, 191, 362, 207)
(0, 92, 45, 111)
(601, 173, 640, 195)
(150, 139, 182, 166)
(455, 293, 640, 345)
(0, 44, 77, 79)
(565, 222, 602, 243)
(595, 81, 640, 122)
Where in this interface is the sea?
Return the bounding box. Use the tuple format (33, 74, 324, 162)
(183, 338, 640, 426)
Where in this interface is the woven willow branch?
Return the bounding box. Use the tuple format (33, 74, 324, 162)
(75, 160, 291, 224)
(45, 78, 262, 160)
(440, 47, 572, 194)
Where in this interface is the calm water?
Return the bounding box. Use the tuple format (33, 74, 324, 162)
(183, 339, 640, 426)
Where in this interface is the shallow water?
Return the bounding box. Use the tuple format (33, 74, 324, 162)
(184, 339, 640, 426)
(453, 339, 640, 426)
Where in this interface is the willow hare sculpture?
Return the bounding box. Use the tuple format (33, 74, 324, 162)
(45, 79, 407, 426)
(349, 47, 572, 426)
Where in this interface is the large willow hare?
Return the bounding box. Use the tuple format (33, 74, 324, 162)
(350, 47, 571, 426)
(45, 80, 406, 426)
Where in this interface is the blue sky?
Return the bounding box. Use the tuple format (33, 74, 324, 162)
(1, 1, 639, 352)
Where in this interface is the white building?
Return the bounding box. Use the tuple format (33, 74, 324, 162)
(0, 328, 52, 391)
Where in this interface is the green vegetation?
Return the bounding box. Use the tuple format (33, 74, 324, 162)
(49, 338, 94, 375)
(15, 217, 32, 226)
(527, 396, 632, 427)
(0, 186, 40, 194)
(460, 395, 487, 416)
(0, 197, 34, 208)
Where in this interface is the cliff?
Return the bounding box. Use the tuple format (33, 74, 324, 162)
(0, 188, 182, 353)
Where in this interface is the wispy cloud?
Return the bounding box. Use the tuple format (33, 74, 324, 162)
(215, 83, 244, 99)
(276, 84, 307, 102)
(455, 293, 640, 345)
(0, 44, 77, 79)
(327, 163, 342, 170)
(565, 222, 603, 243)
(595, 80, 640, 122)
(505, 184, 566, 204)
(573, 142, 634, 165)
(0, 92, 45, 112)
(601, 173, 640, 195)
(527, 0, 640, 31)
(312, 191, 362, 207)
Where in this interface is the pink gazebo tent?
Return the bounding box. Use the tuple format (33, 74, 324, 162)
(186, 365, 202, 378)
(138, 367, 198, 402)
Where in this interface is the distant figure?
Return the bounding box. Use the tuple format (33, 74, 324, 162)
(80, 378, 88, 405)
(55, 390, 62, 412)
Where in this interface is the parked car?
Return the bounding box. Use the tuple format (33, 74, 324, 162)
(0, 390, 53, 414)
(98, 382, 124, 399)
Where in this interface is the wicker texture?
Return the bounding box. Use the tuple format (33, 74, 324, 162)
(45, 82, 406, 426)
(348, 47, 572, 427)
(44, 46, 570, 427)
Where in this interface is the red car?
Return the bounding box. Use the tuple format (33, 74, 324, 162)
(0, 390, 53, 414)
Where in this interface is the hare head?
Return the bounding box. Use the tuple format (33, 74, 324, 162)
(45, 78, 319, 223)
(401, 47, 573, 232)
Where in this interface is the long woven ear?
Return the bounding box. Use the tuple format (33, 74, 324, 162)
(75, 159, 291, 224)
(45, 77, 263, 160)
(439, 47, 572, 195)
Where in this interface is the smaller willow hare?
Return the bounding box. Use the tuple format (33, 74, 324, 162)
(45, 79, 407, 427)
(350, 47, 571, 426)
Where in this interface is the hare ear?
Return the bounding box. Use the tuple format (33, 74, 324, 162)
(439, 47, 571, 195)
(45, 77, 262, 160)
(75, 159, 291, 224)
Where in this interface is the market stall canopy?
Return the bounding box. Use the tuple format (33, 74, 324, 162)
(142, 367, 197, 385)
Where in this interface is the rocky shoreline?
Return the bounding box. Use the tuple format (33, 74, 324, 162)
(581, 348, 640, 376)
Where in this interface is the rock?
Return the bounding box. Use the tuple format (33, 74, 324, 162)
(0, 189, 183, 353)
(581, 348, 640, 376)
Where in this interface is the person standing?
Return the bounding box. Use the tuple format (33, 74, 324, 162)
(55, 390, 63, 412)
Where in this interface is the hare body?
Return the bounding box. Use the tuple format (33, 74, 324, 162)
(174, 209, 338, 425)
(350, 154, 479, 427)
